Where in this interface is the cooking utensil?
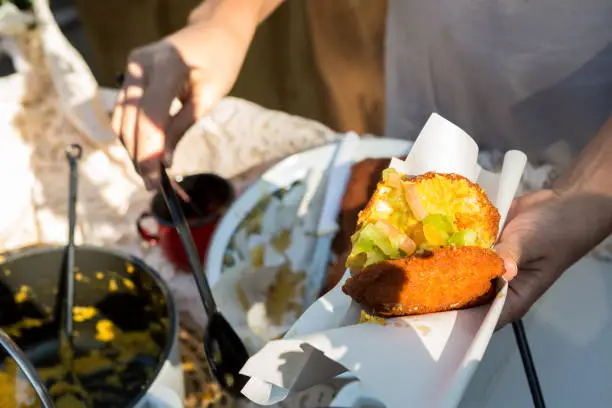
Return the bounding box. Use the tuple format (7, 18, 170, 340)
(159, 167, 249, 398)
(59, 143, 81, 345)
(513, 320, 546, 408)
(0, 245, 184, 408)
(53, 143, 90, 404)
(0, 327, 54, 408)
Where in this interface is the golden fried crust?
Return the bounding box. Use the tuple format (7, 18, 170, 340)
(357, 177, 389, 227)
(357, 172, 500, 248)
(342, 246, 505, 316)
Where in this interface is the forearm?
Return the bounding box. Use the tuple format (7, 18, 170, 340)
(554, 115, 612, 238)
(555, 115, 612, 197)
(188, 0, 284, 28)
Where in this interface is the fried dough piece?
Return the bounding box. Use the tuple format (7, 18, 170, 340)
(342, 246, 504, 317)
(347, 171, 500, 272)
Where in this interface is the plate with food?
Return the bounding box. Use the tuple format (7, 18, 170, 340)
(205, 136, 412, 353)
(239, 113, 527, 408)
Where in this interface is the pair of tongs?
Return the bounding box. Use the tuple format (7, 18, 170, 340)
(158, 167, 249, 398)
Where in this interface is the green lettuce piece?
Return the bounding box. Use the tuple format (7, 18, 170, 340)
(448, 229, 478, 246)
(422, 214, 456, 233)
(354, 223, 398, 257)
(364, 248, 387, 267)
(347, 222, 403, 269)
(421, 214, 456, 245)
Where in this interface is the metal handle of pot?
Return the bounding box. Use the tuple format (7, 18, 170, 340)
(0, 328, 54, 408)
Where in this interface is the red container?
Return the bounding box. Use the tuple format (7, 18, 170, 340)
(137, 173, 235, 271)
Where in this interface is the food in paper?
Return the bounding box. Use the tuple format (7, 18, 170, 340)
(343, 169, 504, 316)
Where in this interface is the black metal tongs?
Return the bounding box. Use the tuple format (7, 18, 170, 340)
(513, 320, 546, 407)
(159, 166, 249, 398)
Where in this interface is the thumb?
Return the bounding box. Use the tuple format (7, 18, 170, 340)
(164, 100, 197, 166)
(163, 85, 219, 167)
(494, 236, 522, 281)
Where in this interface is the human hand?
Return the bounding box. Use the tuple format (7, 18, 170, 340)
(111, 17, 254, 189)
(495, 189, 612, 328)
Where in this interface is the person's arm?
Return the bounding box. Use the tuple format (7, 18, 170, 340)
(188, 0, 284, 28)
(112, 0, 285, 189)
(555, 115, 612, 198)
(496, 116, 612, 327)
(551, 115, 612, 260)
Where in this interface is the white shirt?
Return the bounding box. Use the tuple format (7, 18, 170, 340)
(385, 0, 612, 162)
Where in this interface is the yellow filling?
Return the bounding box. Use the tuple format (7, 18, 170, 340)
(347, 169, 490, 271)
(73, 306, 97, 323)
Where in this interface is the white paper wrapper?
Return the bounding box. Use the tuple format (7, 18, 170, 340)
(240, 113, 527, 408)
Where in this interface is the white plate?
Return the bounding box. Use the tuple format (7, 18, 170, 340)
(205, 137, 411, 286)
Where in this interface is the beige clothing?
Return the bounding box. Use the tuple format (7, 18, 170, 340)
(386, 0, 612, 162)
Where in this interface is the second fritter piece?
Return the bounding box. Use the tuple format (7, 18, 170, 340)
(342, 246, 505, 317)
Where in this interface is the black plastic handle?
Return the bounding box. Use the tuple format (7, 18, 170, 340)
(159, 167, 217, 316)
(513, 320, 546, 408)
(63, 144, 82, 339)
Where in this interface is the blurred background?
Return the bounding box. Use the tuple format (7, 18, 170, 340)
(0, 0, 387, 136)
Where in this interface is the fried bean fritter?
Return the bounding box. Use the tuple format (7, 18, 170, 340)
(342, 246, 504, 317)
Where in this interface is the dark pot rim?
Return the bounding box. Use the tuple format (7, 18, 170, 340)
(1, 244, 179, 408)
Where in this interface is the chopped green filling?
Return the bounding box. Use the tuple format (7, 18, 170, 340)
(347, 170, 482, 271)
(347, 223, 403, 270)
(448, 229, 478, 246)
(348, 211, 479, 270)
(422, 214, 456, 246)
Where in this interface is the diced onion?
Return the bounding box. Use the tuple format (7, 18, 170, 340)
(375, 220, 416, 256)
(403, 182, 428, 221)
(399, 237, 416, 255)
(386, 171, 403, 189)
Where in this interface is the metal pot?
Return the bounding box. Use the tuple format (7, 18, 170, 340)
(0, 245, 184, 408)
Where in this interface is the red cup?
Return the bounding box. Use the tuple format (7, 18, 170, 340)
(136, 173, 235, 271)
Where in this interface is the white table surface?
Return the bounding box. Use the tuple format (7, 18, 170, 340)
(459, 256, 612, 408)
